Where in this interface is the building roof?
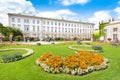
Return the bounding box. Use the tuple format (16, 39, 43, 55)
(8, 13, 94, 25)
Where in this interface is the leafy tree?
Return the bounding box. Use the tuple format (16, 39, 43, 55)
(0, 23, 3, 26)
(0, 25, 22, 40)
(99, 22, 109, 37)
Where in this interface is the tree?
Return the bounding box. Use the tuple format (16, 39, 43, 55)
(0, 23, 3, 26)
(0, 25, 22, 41)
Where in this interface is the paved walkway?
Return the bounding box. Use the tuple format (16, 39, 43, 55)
(19, 41, 60, 45)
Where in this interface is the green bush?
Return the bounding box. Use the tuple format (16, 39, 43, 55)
(73, 37, 77, 41)
(1, 53, 22, 63)
(92, 46, 103, 51)
(54, 37, 63, 41)
(36, 43, 41, 46)
(3, 36, 9, 41)
(14, 36, 22, 41)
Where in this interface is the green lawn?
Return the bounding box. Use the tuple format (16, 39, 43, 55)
(71, 45, 92, 50)
(0, 43, 120, 80)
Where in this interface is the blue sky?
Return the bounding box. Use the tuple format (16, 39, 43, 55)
(0, 0, 120, 28)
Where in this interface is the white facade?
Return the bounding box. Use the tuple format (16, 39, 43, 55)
(8, 13, 94, 40)
(104, 20, 120, 41)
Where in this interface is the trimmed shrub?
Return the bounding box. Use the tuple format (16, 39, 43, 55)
(92, 46, 103, 51)
(1, 53, 22, 63)
(36, 43, 41, 46)
(14, 36, 22, 41)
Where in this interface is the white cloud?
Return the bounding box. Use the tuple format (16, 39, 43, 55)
(0, 0, 36, 26)
(88, 11, 111, 22)
(58, 0, 89, 6)
(88, 11, 111, 29)
(114, 7, 120, 19)
(37, 9, 77, 20)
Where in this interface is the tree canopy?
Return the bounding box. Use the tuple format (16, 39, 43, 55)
(0, 23, 22, 37)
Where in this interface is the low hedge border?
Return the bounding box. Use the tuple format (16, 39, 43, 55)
(0, 48, 34, 63)
(69, 45, 102, 53)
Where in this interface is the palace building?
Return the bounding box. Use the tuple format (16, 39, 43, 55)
(104, 20, 120, 42)
(8, 13, 94, 40)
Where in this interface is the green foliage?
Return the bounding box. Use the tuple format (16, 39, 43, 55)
(73, 37, 77, 41)
(99, 22, 109, 36)
(36, 43, 41, 46)
(92, 46, 103, 51)
(14, 35, 22, 41)
(55, 37, 63, 41)
(1, 53, 22, 63)
(93, 31, 100, 40)
(0, 25, 22, 40)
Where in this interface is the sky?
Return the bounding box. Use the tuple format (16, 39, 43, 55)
(0, 0, 120, 28)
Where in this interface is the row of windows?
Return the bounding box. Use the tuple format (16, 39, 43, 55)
(43, 21, 93, 28)
(11, 17, 93, 28)
(23, 26, 93, 34)
(113, 28, 118, 32)
(105, 28, 118, 32)
(24, 25, 40, 31)
(11, 18, 40, 24)
(11, 24, 93, 33)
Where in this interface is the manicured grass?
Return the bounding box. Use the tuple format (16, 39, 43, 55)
(0, 43, 120, 80)
(71, 45, 92, 50)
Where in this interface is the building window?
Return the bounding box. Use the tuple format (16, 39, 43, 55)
(113, 28, 118, 32)
(43, 21, 45, 24)
(37, 20, 39, 24)
(51, 27, 53, 32)
(12, 24, 15, 27)
(77, 29, 79, 33)
(71, 29, 73, 33)
(59, 27, 60, 32)
(12, 18, 15, 22)
(62, 28, 64, 32)
(37, 26, 39, 31)
(26, 27, 29, 31)
(24, 19, 29, 23)
(55, 27, 57, 32)
(59, 23, 61, 26)
(65, 23, 67, 26)
(27, 19, 29, 23)
(17, 24, 21, 28)
(24, 25, 29, 31)
(113, 34, 118, 41)
(65, 28, 67, 32)
(33, 20, 35, 24)
(47, 21, 49, 25)
(51, 22, 53, 25)
(62, 23, 64, 26)
(17, 18, 20, 23)
(68, 28, 70, 32)
(55, 22, 57, 25)
(33, 26, 35, 31)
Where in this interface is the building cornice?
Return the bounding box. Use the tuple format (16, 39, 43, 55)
(8, 13, 94, 25)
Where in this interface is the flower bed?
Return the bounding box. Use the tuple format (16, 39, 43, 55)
(36, 51, 109, 75)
